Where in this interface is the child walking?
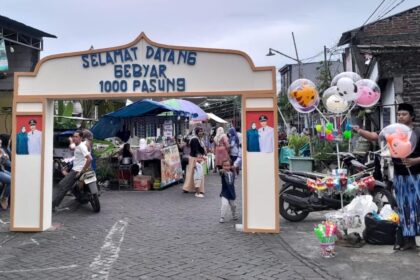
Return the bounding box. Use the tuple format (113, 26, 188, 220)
(193, 156, 205, 198)
(219, 160, 238, 223)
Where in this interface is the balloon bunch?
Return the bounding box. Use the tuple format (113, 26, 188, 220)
(326, 72, 381, 111)
(314, 221, 337, 249)
(287, 73, 382, 134)
(315, 122, 336, 141)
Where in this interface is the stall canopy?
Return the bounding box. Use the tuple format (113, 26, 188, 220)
(207, 113, 227, 123)
(161, 99, 208, 121)
(91, 99, 187, 140)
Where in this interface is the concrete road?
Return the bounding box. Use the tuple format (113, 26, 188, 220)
(0, 173, 418, 279)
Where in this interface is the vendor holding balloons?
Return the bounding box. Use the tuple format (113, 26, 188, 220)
(355, 103, 420, 250)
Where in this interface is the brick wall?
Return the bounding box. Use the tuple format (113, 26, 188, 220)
(378, 51, 420, 123)
(357, 6, 420, 45)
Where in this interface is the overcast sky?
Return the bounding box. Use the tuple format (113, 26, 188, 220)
(2, 0, 417, 70)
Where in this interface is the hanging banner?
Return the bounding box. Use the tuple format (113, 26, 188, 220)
(163, 120, 173, 137)
(0, 39, 8, 71)
(160, 145, 183, 188)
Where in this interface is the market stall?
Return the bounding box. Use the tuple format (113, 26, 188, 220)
(91, 99, 202, 190)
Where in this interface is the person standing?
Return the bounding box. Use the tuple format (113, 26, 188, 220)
(52, 130, 92, 210)
(27, 119, 42, 155)
(0, 148, 11, 210)
(258, 115, 274, 153)
(182, 127, 207, 197)
(228, 127, 240, 164)
(246, 122, 260, 152)
(16, 126, 29, 155)
(219, 160, 238, 223)
(354, 103, 420, 250)
(214, 127, 230, 170)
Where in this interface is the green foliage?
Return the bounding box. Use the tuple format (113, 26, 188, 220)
(55, 101, 78, 129)
(287, 134, 310, 156)
(312, 137, 350, 162)
(95, 158, 117, 182)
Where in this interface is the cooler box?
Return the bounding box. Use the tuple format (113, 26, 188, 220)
(133, 175, 152, 191)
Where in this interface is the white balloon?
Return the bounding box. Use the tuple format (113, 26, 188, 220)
(331, 71, 361, 86)
(336, 77, 358, 101)
(322, 86, 350, 114)
(325, 95, 349, 114)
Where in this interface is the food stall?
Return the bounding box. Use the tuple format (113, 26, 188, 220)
(91, 99, 207, 190)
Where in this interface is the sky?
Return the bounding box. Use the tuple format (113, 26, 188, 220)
(2, 0, 417, 73)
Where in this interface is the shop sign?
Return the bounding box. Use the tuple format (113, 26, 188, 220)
(81, 45, 197, 93)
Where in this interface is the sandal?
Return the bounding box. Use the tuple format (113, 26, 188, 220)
(1, 197, 8, 210)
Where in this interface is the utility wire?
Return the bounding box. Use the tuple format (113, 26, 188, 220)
(373, 0, 398, 21)
(362, 0, 386, 26)
(375, 0, 406, 21)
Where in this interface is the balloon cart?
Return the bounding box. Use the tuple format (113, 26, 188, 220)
(287, 72, 382, 211)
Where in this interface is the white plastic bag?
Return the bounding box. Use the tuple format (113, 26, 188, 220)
(379, 204, 394, 220)
(343, 195, 378, 218)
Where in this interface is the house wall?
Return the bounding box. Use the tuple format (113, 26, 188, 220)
(358, 6, 420, 46)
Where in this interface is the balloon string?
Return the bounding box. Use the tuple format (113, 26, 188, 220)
(315, 107, 329, 123)
(406, 166, 416, 186)
(340, 103, 357, 126)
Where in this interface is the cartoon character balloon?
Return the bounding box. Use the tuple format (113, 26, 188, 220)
(355, 79, 381, 108)
(336, 77, 359, 101)
(379, 124, 417, 158)
(322, 86, 350, 114)
(287, 79, 319, 113)
(331, 72, 361, 102)
(331, 72, 362, 86)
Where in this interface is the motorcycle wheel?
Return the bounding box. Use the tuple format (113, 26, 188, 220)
(90, 194, 101, 213)
(279, 187, 310, 222)
(372, 187, 397, 211)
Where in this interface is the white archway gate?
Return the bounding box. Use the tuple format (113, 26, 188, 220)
(11, 33, 279, 233)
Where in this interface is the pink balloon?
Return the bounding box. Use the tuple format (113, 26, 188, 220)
(326, 134, 334, 141)
(355, 80, 381, 108)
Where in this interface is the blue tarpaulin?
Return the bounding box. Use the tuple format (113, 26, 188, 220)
(91, 99, 188, 140)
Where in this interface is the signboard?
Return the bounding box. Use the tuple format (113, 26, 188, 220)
(81, 45, 196, 93)
(163, 120, 173, 137)
(0, 39, 8, 71)
(17, 34, 273, 96)
(160, 145, 183, 188)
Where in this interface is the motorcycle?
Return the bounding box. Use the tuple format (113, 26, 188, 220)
(54, 157, 100, 213)
(279, 152, 396, 222)
(74, 170, 101, 213)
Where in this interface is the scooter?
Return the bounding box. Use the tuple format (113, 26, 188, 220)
(73, 170, 101, 213)
(279, 153, 396, 222)
(55, 158, 100, 213)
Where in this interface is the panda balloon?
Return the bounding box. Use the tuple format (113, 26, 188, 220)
(336, 77, 359, 101)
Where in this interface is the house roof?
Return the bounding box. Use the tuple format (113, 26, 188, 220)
(338, 5, 420, 46)
(0, 15, 56, 38)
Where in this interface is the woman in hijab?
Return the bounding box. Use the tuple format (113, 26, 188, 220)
(182, 127, 207, 197)
(214, 127, 230, 170)
(228, 127, 240, 164)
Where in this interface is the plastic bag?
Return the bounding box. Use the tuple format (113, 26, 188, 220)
(325, 195, 377, 232)
(343, 195, 378, 218)
(379, 204, 399, 224)
(363, 213, 397, 245)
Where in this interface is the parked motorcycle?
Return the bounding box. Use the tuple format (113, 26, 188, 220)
(279, 153, 396, 222)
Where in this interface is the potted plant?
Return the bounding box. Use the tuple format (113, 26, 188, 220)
(287, 134, 314, 172)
